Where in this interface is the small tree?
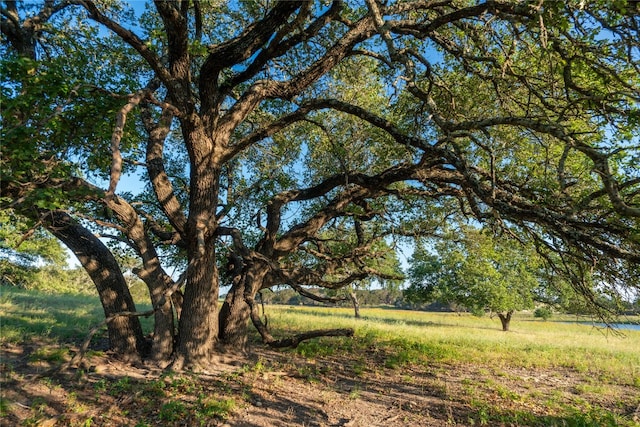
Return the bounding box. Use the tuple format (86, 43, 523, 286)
(407, 227, 543, 331)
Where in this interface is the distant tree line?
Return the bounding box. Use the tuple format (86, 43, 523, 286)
(256, 285, 640, 317)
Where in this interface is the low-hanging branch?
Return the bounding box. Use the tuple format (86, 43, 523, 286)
(246, 282, 353, 349)
(264, 328, 355, 349)
(286, 282, 349, 304)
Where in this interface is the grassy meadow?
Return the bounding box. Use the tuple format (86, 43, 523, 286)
(1, 285, 640, 426)
(0, 286, 155, 343)
(267, 305, 640, 384)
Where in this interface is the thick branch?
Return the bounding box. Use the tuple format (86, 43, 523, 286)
(287, 282, 349, 304)
(199, 1, 303, 125)
(216, 13, 376, 142)
(302, 98, 429, 150)
(268, 162, 433, 255)
(201, 1, 303, 77)
(221, 1, 341, 90)
(224, 105, 314, 161)
(141, 104, 188, 236)
(153, 0, 190, 87)
(107, 84, 158, 197)
(2, 0, 73, 58)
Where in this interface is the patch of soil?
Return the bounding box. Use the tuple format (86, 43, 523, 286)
(1, 341, 639, 426)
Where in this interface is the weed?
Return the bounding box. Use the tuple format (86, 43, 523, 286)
(348, 386, 361, 399)
(40, 376, 58, 392)
(29, 347, 67, 363)
(297, 339, 335, 358)
(31, 396, 47, 411)
(252, 357, 266, 373)
(196, 396, 236, 422)
(0, 397, 9, 417)
(469, 399, 491, 425)
(296, 365, 321, 382)
(384, 350, 410, 369)
(158, 401, 187, 422)
(23, 415, 44, 427)
(352, 360, 366, 376)
(530, 406, 628, 427)
(109, 377, 133, 395)
(142, 379, 167, 398)
(167, 374, 199, 394)
(383, 341, 421, 369)
(74, 369, 86, 382)
(93, 379, 107, 392)
(494, 384, 520, 401)
(574, 383, 607, 395)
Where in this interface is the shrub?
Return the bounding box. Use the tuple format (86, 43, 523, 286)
(534, 307, 552, 320)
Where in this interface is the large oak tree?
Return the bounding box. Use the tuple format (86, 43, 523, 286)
(2, 0, 639, 370)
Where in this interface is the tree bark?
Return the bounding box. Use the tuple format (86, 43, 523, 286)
(498, 311, 513, 332)
(218, 282, 251, 351)
(348, 290, 361, 319)
(173, 246, 220, 370)
(106, 197, 175, 363)
(44, 210, 146, 361)
(218, 233, 273, 352)
(134, 262, 175, 363)
(172, 130, 222, 369)
(266, 328, 354, 349)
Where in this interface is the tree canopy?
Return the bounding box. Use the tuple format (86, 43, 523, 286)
(1, 0, 639, 370)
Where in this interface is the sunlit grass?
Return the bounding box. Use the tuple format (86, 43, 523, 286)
(264, 305, 640, 386)
(0, 285, 153, 343)
(2, 284, 638, 388)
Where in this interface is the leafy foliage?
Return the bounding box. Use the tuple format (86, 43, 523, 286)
(406, 227, 545, 318)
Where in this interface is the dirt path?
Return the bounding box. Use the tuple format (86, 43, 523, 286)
(2, 342, 639, 426)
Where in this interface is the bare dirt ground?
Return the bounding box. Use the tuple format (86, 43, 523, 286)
(2, 341, 639, 426)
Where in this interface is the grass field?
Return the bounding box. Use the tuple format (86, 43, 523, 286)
(1, 285, 639, 426)
(267, 305, 640, 384)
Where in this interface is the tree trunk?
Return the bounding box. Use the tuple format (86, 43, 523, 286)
(107, 197, 175, 363)
(173, 245, 220, 370)
(44, 210, 146, 361)
(172, 150, 221, 369)
(348, 290, 361, 319)
(4, 3, 147, 363)
(135, 264, 175, 363)
(220, 259, 271, 350)
(498, 311, 513, 332)
(218, 282, 251, 350)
